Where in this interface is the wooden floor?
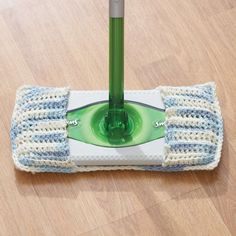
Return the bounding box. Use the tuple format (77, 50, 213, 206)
(0, 0, 235, 235)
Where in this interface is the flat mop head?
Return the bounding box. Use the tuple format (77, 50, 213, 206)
(11, 82, 223, 173)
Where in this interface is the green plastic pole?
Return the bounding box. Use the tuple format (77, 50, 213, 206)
(106, 0, 128, 139)
(109, 17, 124, 112)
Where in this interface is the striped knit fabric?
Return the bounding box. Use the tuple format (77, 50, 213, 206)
(10, 83, 223, 173)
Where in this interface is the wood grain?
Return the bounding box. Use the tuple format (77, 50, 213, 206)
(0, 0, 235, 235)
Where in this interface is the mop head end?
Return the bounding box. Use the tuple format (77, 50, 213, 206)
(11, 83, 223, 173)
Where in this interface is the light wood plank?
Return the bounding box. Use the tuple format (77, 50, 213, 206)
(82, 189, 231, 236)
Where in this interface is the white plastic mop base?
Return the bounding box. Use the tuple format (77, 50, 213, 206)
(68, 89, 165, 166)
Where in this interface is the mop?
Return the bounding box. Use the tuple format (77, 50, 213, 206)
(10, 0, 223, 173)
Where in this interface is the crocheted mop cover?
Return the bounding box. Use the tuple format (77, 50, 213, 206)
(11, 83, 223, 173)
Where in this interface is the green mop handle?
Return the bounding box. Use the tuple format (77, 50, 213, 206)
(106, 0, 128, 138)
(109, 0, 124, 110)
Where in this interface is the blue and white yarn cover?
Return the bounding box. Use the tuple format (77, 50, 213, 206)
(11, 83, 223, 173)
